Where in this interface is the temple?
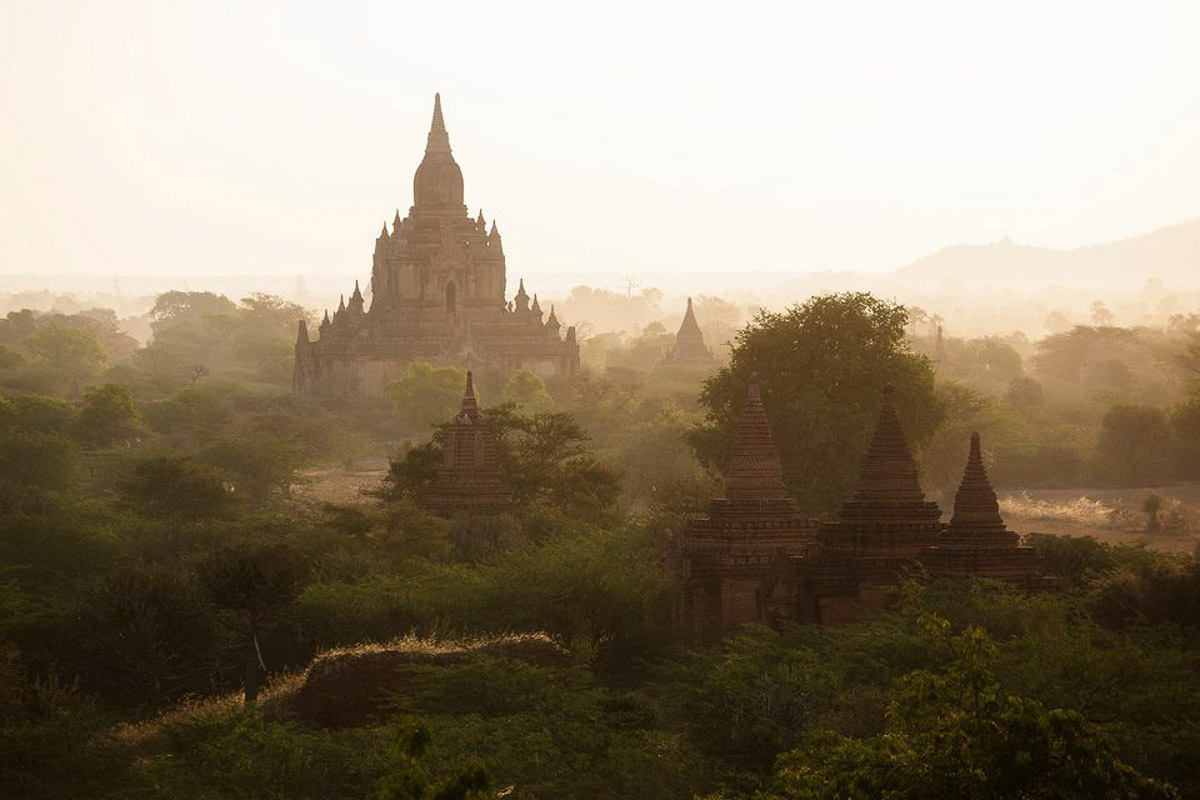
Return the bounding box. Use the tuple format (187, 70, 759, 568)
(661, 298, 714, 365)
(677, 379, 1054, 635)
(422, 371, 511, 517)
(675, 373, 818, 641)
(921, 432, 1051, 589)
(294, 95, 579, 399)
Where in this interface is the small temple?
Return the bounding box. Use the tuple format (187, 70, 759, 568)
(294, 95, 579, 400)
(422, 371, 511, 518)
(675, 373, 818, 641)
(661, 298, 714, 366)
(921, 432, 1051, 589)
(677, 379, 1055, 635)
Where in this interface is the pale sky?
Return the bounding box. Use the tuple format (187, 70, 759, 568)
(2, 0, 1198, 292)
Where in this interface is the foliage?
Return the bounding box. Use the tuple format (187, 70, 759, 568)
(1099, 405, 1170, 483)
(691, 293, 941, 515)
(76, 382, 141, 444)
(387, 362, 469, 433)
(759, 617, 1178, 799)
(121, 455, 239, 520)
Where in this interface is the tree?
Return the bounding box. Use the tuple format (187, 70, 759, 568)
(386, 362, 468, 433)
(501, 369, 554, 412)
(689, 293, 941, 515)
(383, 404, 621, 519)
(1091, 300, 1116, 327)
(1141, 493, 1164, 531)
(198, 544, 308, 704)
(760, 617, 1178, 800)
(23, 322, 107, 389)
(121, 456, 238, 520)
(1005, 375, 1043, 417)
(72, 568, 222, 707)
(200, 433, 310, 503)
(1098, 405, 1169, 483)
(76, 383, 140, 445)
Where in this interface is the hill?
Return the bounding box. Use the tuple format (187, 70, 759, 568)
(892, 218, 1200, 288)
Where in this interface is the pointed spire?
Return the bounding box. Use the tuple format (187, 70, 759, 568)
(489, 220, 499, 237)
(546, 305, 561, 332)
(393, 210, 402, 232)
(321, 309, 331, 328)
(514, 279, 529, 312)
(477, 209, 486, 230)
(531, 294, 542, 315)
(846, 384, 928, 505)
(458, 369, 480, 419)
(353, 279, 362, 298)
(337, 294, 346, 313)
(295, 319, 309, 345)
(379, 223, 389, 240)
(933, 324, 946, 363)
(426, 92, 452, 153)
(948, 432, 1008, 534)
(679, 297, 702, 335)
(723, 372, 790, 502)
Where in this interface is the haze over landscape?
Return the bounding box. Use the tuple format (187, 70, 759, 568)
(3, 3, 1200, 799)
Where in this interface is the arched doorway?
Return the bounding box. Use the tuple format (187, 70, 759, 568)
(445, 281, 457, 314)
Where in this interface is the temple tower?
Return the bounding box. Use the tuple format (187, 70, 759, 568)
(921, 433, 1052, 589)
(677, 373, 818, 640)
(662, 298, 714, 365)
(795, 384, 944, 622)
(293, 95, 579, 398)
(423, 371, 511, 517)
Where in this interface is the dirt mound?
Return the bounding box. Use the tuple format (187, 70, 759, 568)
(289, 634, 570, 729)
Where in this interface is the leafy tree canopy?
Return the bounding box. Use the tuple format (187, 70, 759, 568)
(690, 293, 941, 515)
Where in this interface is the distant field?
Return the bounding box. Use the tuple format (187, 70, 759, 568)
(294, 466, 387, 506)
(1001, 484, 1200, 554)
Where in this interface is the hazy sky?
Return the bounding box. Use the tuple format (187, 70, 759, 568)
(2, 0, 1198, 292)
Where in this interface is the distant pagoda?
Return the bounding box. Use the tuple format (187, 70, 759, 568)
(676, 372, 817, 640)
(294, 95, 579, 399)
(921, 432, 1051, 589)
(661, 298, 714, 365)
(422, 371, 511, 517)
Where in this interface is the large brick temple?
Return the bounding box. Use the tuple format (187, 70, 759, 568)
(676, 379, 1052, 638)
(294, 95, 579, 399)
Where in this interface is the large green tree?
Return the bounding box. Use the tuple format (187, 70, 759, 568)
(690, 293, 941, 515)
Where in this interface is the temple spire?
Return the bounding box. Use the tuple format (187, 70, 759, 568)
(459, 370, 480, 419)
(847, 384, 928, 505)
(723, 372, 790, 502)
(948, 432, 1007, 534)
(426, 92, 451, 154)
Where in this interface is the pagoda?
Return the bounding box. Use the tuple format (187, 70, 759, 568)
(794, 384, 944, 622)
(422, 371, 511, 517)
(661, 298, 714, 366)
(921, 432, 1051, 589)
(294, 95, 579, 399)
(676, 373, 817, 640)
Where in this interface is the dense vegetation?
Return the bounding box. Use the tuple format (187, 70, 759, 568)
(1, 290, 1198, 798)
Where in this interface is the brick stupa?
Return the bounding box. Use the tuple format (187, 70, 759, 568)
(423, 371, 511, 517)
(677, 372, 817, 640)
(795, 384, 944, 622)
(921, 432, 1051, 589)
